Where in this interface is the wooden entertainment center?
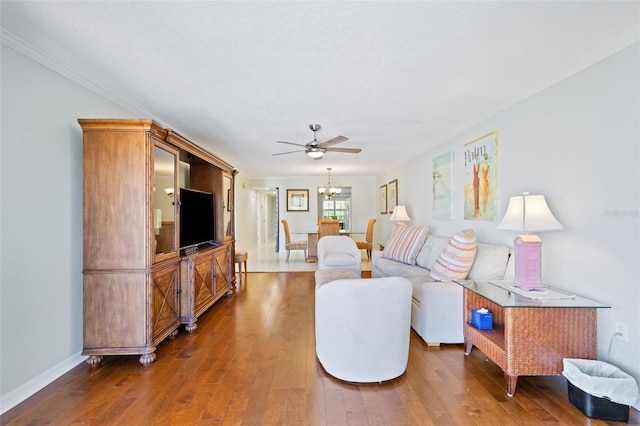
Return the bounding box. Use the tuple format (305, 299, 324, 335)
(79, 119, 236, 366)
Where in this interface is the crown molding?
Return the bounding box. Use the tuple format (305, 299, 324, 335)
(1, 28, 164, 125)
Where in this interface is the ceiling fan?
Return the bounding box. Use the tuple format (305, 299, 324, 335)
(273, 124, 361, 160)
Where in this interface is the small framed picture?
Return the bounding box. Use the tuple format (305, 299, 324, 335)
(379, 184, 388, 214)
(433, 151, 453, 219)
(388, 179, 398, 213)
(287, 189, 309, 211)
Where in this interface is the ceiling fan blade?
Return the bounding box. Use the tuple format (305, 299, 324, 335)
(318, 136, 348, 148)
(272, 149, 306, 156)
(325, 147, 362, 153)
(276, 141, 308, 148)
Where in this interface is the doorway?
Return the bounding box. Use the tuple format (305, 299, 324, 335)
(256, 188, 279, 252)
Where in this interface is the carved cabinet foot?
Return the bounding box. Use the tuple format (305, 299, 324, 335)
(185, 322, 197, 333)
(169, 328, 179, 338)
(139, 352, 156, 366)
(85, 355, 103, 367)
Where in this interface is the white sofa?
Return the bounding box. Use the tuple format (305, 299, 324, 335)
(372, 233, 512, 346)
(315, 276, 412, 382)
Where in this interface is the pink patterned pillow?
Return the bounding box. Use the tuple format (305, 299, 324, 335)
(382, 225, 430, 265)
(429, 229, 477, 282)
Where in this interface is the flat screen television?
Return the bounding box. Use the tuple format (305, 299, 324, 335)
(179, 188, 215, 250)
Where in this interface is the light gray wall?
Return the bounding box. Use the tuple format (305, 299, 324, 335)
(0, 45, 135, 411)
(374, 43, 640, 388)
(233, 173, 258, 251)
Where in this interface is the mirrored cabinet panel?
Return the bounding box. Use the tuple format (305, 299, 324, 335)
(223, 173, 233, 239)
(153, 143, 178, 259)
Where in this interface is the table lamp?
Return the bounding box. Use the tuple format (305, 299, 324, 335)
(390, 205, 411, 226)
(497, 192, 564, 291)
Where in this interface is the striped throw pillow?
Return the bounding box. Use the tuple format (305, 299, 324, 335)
(382, 225, 430, 265)
(429, 229, 477, 282)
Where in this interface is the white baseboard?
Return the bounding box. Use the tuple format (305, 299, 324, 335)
(0, 351, 86, 415)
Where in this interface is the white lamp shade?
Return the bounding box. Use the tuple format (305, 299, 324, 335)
(497, 194, 563, 233)
(318, 187, 341, 195)
(390, 205, 411, 222)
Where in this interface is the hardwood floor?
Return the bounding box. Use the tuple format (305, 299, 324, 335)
(3, 272, 638, 425)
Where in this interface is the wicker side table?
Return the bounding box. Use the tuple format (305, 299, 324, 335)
(457, 281, 609, 397)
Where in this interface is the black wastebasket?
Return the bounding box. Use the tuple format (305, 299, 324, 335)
(563, 358, 639, 422)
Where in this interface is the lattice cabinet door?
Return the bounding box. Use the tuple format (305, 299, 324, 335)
(214, 244, 233, 298)
(150, 260, 181, 355)
(180, 249, 216, 333)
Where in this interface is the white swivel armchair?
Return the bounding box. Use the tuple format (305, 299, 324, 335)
(317, 235, 361, 272)
(315, 276, 413, 382)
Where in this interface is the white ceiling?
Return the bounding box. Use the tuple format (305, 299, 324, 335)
(1, 1, 638, 178)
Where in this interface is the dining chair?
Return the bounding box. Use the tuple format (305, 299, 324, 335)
(281, 219, 307, 261)
(356, 218, 376, 259)
(317, 218, 340, 239)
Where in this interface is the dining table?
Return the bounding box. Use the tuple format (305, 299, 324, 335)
(301, 230, 365, 262)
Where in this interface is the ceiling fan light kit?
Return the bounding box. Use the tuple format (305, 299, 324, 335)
(306, 148, 324, 159)
(273, 123, 361, 159)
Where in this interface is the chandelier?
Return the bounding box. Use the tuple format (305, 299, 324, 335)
(318, 167, 342, 199)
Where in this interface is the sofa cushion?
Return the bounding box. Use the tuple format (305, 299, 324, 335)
(429, 229, 477, 282)
(503, 252, 515, 281)
(374, 256, 433, 281)
(415, 235, 450, 270)
(324, 252, 358, 268)
(467, 243, 510, 281)
(382, 225, 430, 265)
